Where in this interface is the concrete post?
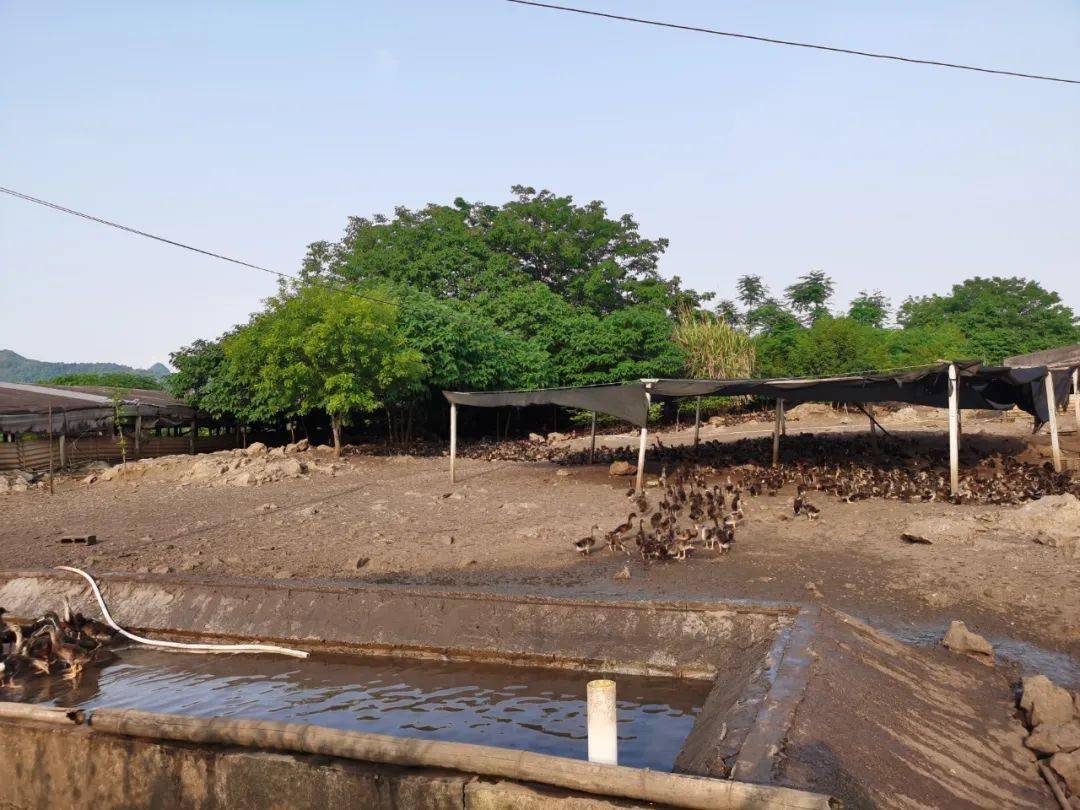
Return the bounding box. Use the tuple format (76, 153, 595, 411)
(449, 403, 458, 483)
(635, 390, 651, 494)
(1045, 372, 1062, 473)
(948, 363, 960, 497)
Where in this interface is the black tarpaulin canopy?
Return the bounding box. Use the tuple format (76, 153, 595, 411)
(650, 362, 1074, 425)
(444, 382, 649, 427)
(442, 361, 1074, 494)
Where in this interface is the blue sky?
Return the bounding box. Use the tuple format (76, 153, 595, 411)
(1, 1, 1077, 368)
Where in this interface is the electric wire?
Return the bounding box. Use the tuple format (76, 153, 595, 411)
(0, 186, 392, 306)
(505, 0, 1080, 86)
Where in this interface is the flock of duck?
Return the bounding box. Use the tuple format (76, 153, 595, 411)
(0, 601, 116, 686)
(566, 433, 1077, 506)
(574, 464, 822, 562)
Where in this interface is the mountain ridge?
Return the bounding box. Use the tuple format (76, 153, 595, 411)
(0, 349, 170, 384)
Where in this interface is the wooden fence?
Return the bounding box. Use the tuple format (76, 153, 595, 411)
(0, 433, 238, 473)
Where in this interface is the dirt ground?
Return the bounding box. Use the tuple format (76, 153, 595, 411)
(2, 406, 1079, 806)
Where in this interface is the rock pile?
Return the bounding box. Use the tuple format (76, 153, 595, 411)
(1019, 675, 1080, 801)
(80, 438, 346, 488)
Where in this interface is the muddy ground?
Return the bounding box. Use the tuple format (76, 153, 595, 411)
(2, 406, 1079, 807)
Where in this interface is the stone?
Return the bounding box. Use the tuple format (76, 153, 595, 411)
(1049, 751, 1080, 795)
(257, 503, 278, 513)
(555, 469, 573, 477)
(150, 565, 173, 574)
(351, 557, 370, 570)
(613, 564, 631, 580)
(245, 442, 268, 457)
(527, 432, 544, 443)
(81, 474, 97, 485)
(1022, 675, 1075, 729)
(296, 438, 310, 451)
(941, 620, 993, 657)
(228, 471, 256, 487)
(608, 460, 637, 477)
(443, 535, 455, 546)
(0, 477, 9, 494)
(1025, 721, 1080, 755)
(298, 505, 320, 518)
(12, 469, 35, 484)
(546, 432, 568, 443)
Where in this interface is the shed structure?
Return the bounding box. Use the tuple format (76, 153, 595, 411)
(444, 362, 1077, 495)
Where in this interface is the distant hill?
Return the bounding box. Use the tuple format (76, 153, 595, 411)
(0, 350, 171, 384)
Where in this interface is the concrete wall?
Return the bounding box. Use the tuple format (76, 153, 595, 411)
(0, 719, 657, 810)
(0, 572, 789, 679)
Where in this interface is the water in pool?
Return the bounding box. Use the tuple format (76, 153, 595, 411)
(4, 648, 709, 771)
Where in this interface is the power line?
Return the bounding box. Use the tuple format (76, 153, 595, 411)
(505, 0, 1080, 86)
(0, 185, 394, 306)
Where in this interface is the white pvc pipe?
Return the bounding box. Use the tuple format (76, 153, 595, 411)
(55, 566, 309, 659)
(587, 678, 617, 766)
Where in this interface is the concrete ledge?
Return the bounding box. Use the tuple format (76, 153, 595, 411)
(0, 570, 790, 678)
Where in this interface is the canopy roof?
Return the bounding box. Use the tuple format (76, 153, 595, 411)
(0, 382, 197, 434)
(444, 362, 1075, 427)
(1005, 344, 1080, 371)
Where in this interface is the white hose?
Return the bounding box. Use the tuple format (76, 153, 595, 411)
(54, 566, 309, 659)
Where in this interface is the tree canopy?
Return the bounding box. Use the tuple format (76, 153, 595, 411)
(898, 277, 1079, 364)
(40, 371, 164, 390)
(166, 188, 1078, 442)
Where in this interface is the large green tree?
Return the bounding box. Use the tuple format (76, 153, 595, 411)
(898, 276, 1079, 363)
(301, 186, 703, 390)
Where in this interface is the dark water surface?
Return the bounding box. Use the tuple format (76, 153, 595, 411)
(6, 648, 709, 771)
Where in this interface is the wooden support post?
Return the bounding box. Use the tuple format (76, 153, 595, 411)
(692, 396, 701, 453)
(588, 411, 597, 464)
(772, 399, 783, 467)
(635, 389, 651, 494)
(948, 363, 960, 497)
(134, 414, 142, 458)
(59, 434, 66, 468)
(1045, 372, 1062, 473)
(449, 403, 458, 484)
(189, 419, 197, 455)
(47, 404, 54, 495)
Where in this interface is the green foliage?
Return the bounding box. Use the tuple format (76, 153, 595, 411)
(303, 186, 701, 391)
(785, 270, 835, 325)
(672, 308, 755, 378)
(847, 291, 890, 328)
(41, 371, 163, 390)
(898, 276, 1079, 363)
(229, 286, 424, 449)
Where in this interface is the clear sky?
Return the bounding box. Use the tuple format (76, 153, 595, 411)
(2, 1, 1077, 369)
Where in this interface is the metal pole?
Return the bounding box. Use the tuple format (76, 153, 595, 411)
(948, 363, 960, 497)
(449, 403, 458, 483)
(588, 411, 596, 464)
(772, 399, 783, 467)
(1044, 372, 1062, 473)
(693, 396, 701, 453)
(587, 679, 618, 766)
